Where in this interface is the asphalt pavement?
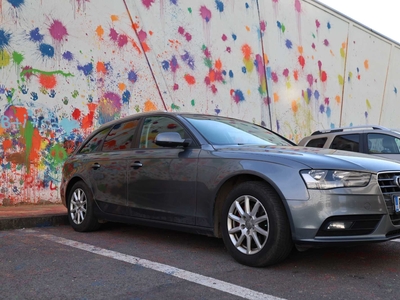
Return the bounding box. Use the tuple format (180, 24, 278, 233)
(0, 204, 68, 230)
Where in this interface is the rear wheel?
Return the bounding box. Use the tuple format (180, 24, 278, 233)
(68, 181, 100, 232)
(221, 181, 293, 267)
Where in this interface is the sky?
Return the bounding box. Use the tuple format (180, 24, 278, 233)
(317, 0, 400, 43)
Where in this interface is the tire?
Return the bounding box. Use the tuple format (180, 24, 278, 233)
(67, 181, 101, 232)
(221, 181, 293, 267)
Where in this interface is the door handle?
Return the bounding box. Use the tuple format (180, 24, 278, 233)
(92, 163, 101, 169)
(131, 161, 143, 169)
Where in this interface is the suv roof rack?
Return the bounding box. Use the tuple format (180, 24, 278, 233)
(311, 125, 390, 135)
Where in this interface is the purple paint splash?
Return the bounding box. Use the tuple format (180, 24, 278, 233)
(181, 51, 195, 70)
(29, 28, 43, 43)
(77, 63, 93, 76)
(170, 56, 179, 73)
(128, 70, 138, 83)
(62, 51, 73, 61)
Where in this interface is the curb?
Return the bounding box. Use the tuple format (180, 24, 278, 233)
(0, 214, 69, 231)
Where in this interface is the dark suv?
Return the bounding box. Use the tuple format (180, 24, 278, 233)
(299, 125, 400, 161)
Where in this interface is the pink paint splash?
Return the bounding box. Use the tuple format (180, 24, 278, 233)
(118, 35, 128, 47)
(295, 0, 301, 13)
(271, 72, 278, 83)
(138, 30, 147, 42)
(109, 28, 118, 42)
(200, 6, 212, 22)
(178, 26, 185, 34)
(49, 20, 68, 42)
(283, 68, 289, 77)
(307, 74, 314, 86)
(222, 34, 227, 41)
(315, 19, 320, 29)
(142, 0, 155, 9)
(324, 39, 329, 46)
(260, 21, 266, 32)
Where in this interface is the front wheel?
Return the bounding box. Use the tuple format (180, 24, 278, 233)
(221, 181, 293, 267)
(67, 181, 100, 232)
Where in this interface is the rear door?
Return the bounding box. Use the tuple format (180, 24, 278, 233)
(126, 115, 199, 224)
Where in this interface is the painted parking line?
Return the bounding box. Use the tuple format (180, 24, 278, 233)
(392, 239, 400, 243)
(37, 233, 284, 300)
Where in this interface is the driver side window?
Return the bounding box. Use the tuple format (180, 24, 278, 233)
(139, 116, 186, 149)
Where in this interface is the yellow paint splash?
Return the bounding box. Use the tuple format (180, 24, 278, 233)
(286, 81, 291, 89)
(338, 74, 344, 86)
(0, 49, 11, 67)
(366, 99, 372, 109)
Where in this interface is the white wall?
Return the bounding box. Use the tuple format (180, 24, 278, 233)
(0, 0, 399, 204)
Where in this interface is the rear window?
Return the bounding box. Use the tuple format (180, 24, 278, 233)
(330, 134, 360, 152)
(304, 138, 327, 148)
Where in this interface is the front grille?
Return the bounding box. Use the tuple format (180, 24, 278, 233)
(378, 172, 400, 225)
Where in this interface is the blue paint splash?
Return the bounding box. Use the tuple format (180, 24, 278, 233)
(162, 60, 170, 71)
(232, 33, 237, 41)
(215, 0, 224, 12)
(241, 66, 247, 74)
(39, 43, 54, 58)
(319, 104, 324, 113)
(29, 28, 43, 43)
(7, 0, 24, 8)
(314, 90, 320, 100)
(62, 51, 73, 61)
(233, 89, 245, 103)
(181, 51, 195, 70)
(128, 70, 137, 83)
(122, 90, 131, 104)
(394, 87, 397, 94)
(285, 39, 292, 49)
(77, 63, 93, 76)
(327, 22, 331, 29)
(326, 107, 331, 118)
(170, 0, 178, 5)
(0, 29, 11, 49)
(229, 70, 234, 78)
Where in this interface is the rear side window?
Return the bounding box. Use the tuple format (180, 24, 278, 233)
(304, 137, 327, 148)
(102, 119, 140, 151)
(79, 128, 110, 154)
(330, 134, 360, 152)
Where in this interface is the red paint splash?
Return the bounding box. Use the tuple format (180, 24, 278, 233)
(39, 74, 57, 89)
(298, 55, 305, 68)
(22, 66, 33, 80)
(321, 71, 327, 82)
(82, 103, 97, 130)
(49, 20, 68, 42)
(142, 0, 155, 9)
(184, 74, 196, 85)
(3, 139, 12, 151)
(72, 108, 81, 120)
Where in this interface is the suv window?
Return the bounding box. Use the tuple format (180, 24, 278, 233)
(304, 137, 327, 148)
(102, 119, 139, 151)
(368, 134, 400, 154)
(330, 134, 360, 152)
(79, 128, 110, 154)
(140, 116, 187, 149)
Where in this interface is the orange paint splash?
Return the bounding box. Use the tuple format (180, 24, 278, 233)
(144, 100, 157, 112)
(335, 95, 341, 104)
(118, 83, 126, 91)
(13, 106, 28, 125)
(364, 60, 369, 70)
(298, 46, 303, 54)
(293, 70, 299, 81)
(291, 100, 298, 113)
(111, 15, 119, 22)
(142, 41, 150, 52)
(39, 74, 57, 89)
(96, 25, 104, 39)
(184, 74, 196, 85)
(215, 59, 222, 70)
(3, 139, 12, 151)
(96, 61, 107, 74)
(131, 40, 142, 55)
(245, 26, 250, 31)
(273, 92, 279, 103)
(241, 44, 252, 59)
(29, 128, 42, 162)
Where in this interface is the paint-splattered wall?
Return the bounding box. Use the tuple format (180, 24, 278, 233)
(0, 0, 399, 205)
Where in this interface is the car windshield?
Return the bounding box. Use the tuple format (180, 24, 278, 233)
(183, 115, 293, 146)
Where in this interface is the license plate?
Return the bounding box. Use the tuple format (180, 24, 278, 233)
(395, 196, 400, 213)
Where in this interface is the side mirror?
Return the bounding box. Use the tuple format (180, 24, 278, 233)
(154, 132, 191, 147)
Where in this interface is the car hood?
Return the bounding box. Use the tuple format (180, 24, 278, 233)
(214, 145, 400, 172)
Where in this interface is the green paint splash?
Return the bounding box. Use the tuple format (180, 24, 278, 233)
(191, 99, 195, 106)
(12, 51, 24, 65)
(20, 68, 74, 82)
(24, 120, 34, 170)
(171, 103, 180, 110)
(49, 144, 68, 165)
(188, 7, 192, 13)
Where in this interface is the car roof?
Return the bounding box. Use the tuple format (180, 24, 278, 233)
(310, 125, 394, 135)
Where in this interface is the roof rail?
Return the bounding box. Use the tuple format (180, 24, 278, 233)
(311, 125, 390, 135)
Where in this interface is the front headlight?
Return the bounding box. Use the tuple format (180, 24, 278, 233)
(300, 170, 371, 189)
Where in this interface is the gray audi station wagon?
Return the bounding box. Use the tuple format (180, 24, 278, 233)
(61, 112, 400, 267)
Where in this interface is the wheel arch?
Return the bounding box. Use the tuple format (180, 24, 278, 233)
(212, 173, 295, 238)
(65, 176, 91, 206)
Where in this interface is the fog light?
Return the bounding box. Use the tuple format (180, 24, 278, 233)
(326, 221, 353, 230)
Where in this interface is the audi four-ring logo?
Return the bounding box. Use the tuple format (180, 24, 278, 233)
(394, 175, 400, 188)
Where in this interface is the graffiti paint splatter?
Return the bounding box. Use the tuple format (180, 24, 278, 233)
(49, 20, 68, 42)
(200, 6, 212, 22)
